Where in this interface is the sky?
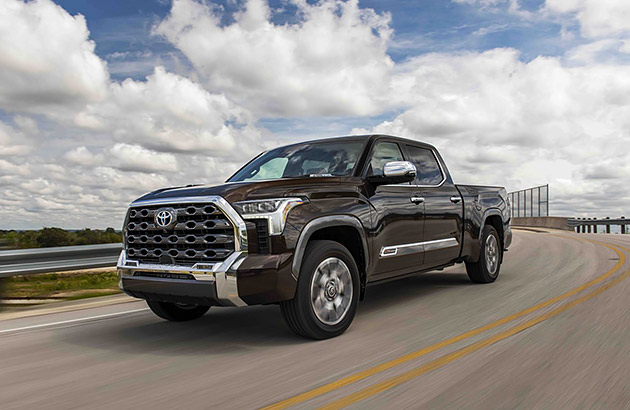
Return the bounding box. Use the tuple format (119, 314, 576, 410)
(1, 0, 629, 229)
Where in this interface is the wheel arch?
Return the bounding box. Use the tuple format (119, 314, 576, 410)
(480, 209, 505, 253)
(291, 215, 369, 298)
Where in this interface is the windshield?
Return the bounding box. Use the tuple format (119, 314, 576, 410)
(228, 140, 365, 182)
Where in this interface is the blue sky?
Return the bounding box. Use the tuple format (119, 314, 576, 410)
(51, 0, 582, 141)
(57, 0, 569, 81)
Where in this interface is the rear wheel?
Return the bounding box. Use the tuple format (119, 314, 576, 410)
(281, 240, 360, 339)
(146, 300, 210, 321)
(466, 225, 502, 283)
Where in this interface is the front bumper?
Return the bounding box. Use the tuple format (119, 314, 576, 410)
(117, 250, 296, 307)
(118, 194, 297, 307)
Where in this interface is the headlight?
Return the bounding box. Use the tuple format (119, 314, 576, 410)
(233, 197, 307, 235)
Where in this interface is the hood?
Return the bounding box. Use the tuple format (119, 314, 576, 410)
(131, 176, 356, 205)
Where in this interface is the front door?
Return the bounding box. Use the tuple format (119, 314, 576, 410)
(366, 141, 425, 280)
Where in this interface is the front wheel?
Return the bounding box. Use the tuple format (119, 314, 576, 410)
(146, 300, 210, 321)
(466, 225, 502, 283)
(281, 240, 360, 339)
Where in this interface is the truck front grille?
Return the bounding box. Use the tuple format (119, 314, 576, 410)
(125, 203, 235, 266)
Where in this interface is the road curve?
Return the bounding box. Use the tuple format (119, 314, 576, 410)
(1, 230, 630, 409)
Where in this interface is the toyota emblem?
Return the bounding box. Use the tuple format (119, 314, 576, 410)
(155, 208, 176, 229)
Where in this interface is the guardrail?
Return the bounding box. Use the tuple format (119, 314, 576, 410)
(0, 243, 122, 278)
(568, 217, 629, 234)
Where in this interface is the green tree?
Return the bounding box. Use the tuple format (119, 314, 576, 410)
(18, 231, 41, 249)
(36, 227, 72, 248)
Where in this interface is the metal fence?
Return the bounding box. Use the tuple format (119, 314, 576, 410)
(508, 184, 549, 218)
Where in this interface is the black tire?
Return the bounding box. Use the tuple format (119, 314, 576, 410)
(146, 300, 210, 322)
(466, 225, 502, 283)
(280, 240, 360, 339)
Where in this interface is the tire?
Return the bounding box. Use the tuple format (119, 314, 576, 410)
(466, 225, 502, 283)
(281, 240, 360, 339)
(146, 300, 210, 322)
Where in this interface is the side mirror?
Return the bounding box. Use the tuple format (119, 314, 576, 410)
(367, 161, 417, 185)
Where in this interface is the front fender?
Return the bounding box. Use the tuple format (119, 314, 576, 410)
(291, 215, 369, 279)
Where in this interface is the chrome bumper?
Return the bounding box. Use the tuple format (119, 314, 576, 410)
(117, 250, 247, 306)
(118, 194, 250, 307)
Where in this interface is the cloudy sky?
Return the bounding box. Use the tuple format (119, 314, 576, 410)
(1, 0, 629, 229)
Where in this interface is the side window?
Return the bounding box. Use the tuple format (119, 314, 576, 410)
(405, 145, 443, 185)
(368, 142, 407, 184)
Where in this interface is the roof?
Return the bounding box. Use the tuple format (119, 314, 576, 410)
(272, 134, 437, 151)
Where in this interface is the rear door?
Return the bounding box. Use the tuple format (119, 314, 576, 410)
(366, 140, 425, 280)
(403, 144, 463, 268)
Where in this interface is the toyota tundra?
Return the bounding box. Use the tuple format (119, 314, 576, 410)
(117, 135, 512, 339)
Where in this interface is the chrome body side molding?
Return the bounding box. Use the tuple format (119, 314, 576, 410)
(379, 238, 459, 258)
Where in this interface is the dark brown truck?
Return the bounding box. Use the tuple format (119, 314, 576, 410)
(117, 135, 512, 339)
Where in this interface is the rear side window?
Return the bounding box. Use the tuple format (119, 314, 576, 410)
(405, 145, 443, 185)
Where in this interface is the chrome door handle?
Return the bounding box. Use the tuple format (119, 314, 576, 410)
(410, 196, 425, 204)
(450, 196, 461, 203)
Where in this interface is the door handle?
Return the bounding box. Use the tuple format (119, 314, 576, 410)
(410, 196, 425, 204)
(450, 196, 461, 203)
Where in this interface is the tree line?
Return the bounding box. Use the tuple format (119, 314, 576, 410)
(0, 228, 122, 249)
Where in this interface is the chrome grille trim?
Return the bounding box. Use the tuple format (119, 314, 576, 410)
(124, 196, 248, 266)
(128, 196, 247, 251)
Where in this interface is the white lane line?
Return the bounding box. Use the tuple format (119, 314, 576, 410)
(0, 308, 150, 335)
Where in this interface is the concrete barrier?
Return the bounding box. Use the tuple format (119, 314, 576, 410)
(511, 217, 570, 231)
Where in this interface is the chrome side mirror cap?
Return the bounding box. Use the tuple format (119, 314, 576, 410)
(368, 161, 417, 186)
(383, 161, 416, 178)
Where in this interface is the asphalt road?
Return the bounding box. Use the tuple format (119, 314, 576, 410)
(1, 230, 630, 409)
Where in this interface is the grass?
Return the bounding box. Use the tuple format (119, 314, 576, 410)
(3, 269, 121, 301)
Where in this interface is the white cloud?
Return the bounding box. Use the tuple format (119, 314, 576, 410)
(65, 143, 180, 173)
(64, 146, 101, 167)
(0, 0, 109, 114)
(155, 0, 394, 116)
(76, 67, 250, 153)
(358, 48, 630, 216)
(545, 0, 630, 38)
(0, 120, 34, 156)
(108, 143, 178, 173)
(566, 39, 622, 62)
(453, 0, 506, 6)
(13, 115, 40, 137)
(0, 159, 30, 177)
(453, 0, 535, 18)
(20, 178, 56, 195)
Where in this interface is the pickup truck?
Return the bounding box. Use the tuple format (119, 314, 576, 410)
(117, 135, 512, 339)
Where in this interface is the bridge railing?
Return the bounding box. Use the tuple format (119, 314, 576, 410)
(568, 217, 629, 234)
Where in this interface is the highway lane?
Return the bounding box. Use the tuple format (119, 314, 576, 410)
(1, 231, 629, 409)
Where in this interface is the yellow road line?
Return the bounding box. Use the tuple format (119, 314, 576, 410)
(262, 236, 625, 410)
(320, 250, 630, 409)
